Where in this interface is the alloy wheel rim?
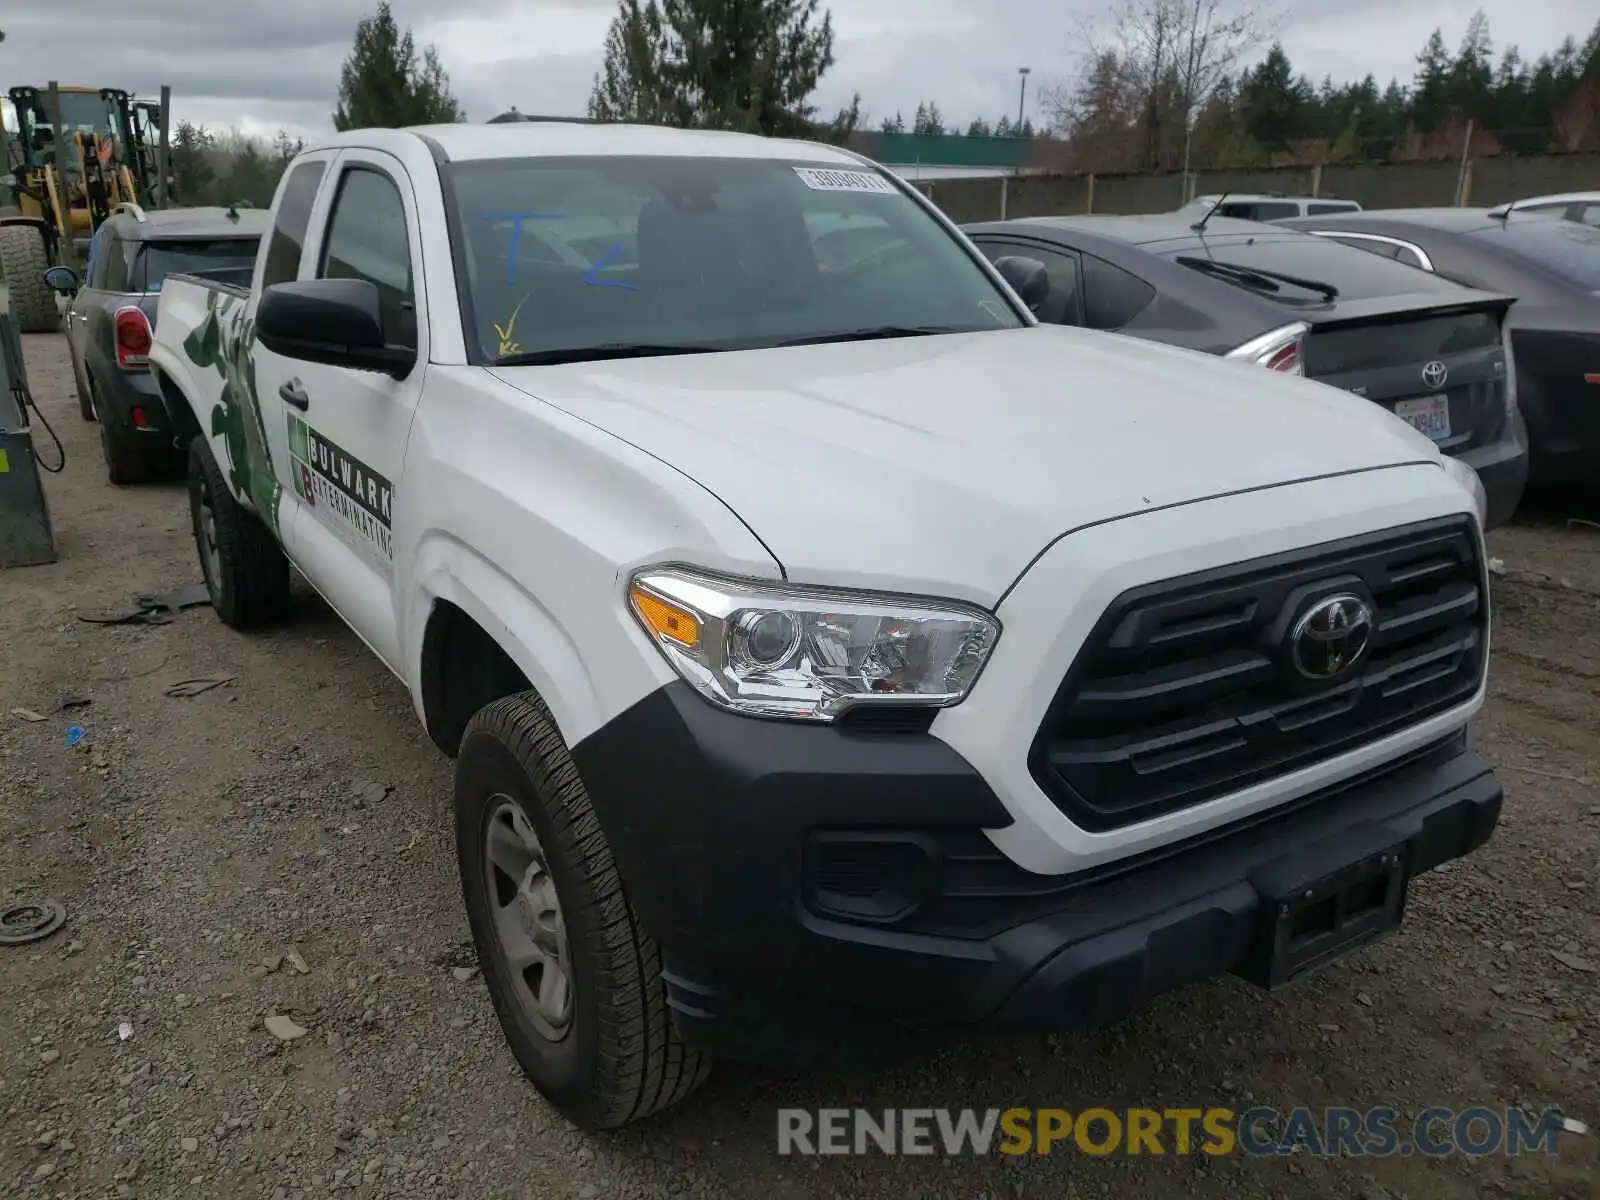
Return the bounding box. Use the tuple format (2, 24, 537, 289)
(482, 796, 574, 1041)
(197, 474, 222, 595)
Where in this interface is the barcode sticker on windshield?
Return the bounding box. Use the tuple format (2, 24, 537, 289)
(794, 167, 898, 194)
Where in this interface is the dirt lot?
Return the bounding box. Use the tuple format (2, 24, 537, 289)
(2, 326, 1597, 1200)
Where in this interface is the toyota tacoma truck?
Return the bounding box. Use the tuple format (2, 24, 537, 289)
(146, 122, 1502, 1132)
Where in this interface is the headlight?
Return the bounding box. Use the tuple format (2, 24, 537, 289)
(1441, 455, 1487, 528)
(627, 567, 1001, 721)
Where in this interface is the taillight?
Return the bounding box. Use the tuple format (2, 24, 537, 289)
(114, 306, 153, 370)
(1225, 322, 1310, 376)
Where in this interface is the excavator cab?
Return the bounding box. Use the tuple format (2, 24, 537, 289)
(1, 84, 167, 332)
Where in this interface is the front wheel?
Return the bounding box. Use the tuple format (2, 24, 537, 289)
(455, 692, 712, 1130)
(187, 437, 291, 629)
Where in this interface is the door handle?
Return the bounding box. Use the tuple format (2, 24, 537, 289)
(279, 380, 309, 411)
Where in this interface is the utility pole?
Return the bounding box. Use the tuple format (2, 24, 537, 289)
(1017, 67, 1031, 131)
(156, 85, 172, 209)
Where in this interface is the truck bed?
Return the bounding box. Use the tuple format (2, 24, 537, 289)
(148, 274, 285, 536)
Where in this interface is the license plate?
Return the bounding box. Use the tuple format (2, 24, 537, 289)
(1393, 394, 1451, 441)
(1256, 844, 1408, 990)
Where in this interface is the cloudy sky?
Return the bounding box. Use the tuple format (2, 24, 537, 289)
(1, 0, 1591, 142)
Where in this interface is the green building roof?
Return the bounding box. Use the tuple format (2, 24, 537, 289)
(851, 132, 1036, 169)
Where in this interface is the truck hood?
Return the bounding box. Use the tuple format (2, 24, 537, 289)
(492, 325, 1441, 604)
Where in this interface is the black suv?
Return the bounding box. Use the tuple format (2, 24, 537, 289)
(44, 204, 268, 484)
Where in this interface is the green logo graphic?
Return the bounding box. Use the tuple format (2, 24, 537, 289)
(181, 290, 281, 534)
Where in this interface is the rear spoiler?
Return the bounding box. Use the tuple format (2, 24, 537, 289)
(1300, 291, 1516, 332)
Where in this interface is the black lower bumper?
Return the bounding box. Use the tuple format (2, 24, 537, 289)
(572, 683, 1501, 1066)
(1457, 409, 1528, 531)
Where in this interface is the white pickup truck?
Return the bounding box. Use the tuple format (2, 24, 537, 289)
(147, 122, 1502, 1131)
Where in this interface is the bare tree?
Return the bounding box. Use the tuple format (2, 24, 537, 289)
(1050, 0, 1277, 182)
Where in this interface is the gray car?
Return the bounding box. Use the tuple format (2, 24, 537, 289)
(1277, 209, 1600, 491)
(44, 203, 268, 484)
(965, 213, 1529, 529)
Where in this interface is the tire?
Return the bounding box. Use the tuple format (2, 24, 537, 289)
(0, 224, 62, 334)
(94, 379, 152, 486)
(456, 693, 712, 1130)
(186, 436, 291, 629)
(75, 356, 95, 422)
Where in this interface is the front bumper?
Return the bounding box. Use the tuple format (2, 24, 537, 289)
(1456, 409, 1528, 530)
(571, 682, 1501, 1066)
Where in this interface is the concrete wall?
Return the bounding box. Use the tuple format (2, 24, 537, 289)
(916, 153, 1600, 223)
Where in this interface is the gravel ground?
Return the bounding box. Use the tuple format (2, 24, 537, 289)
(2, 328, 1597, 1199)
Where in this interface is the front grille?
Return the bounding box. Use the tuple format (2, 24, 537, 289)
(1029, 516, 1486, 833)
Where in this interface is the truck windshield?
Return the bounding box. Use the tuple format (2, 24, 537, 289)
(443, 155, 1025, 364)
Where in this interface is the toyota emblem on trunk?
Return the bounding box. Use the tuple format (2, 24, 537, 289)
(1290, 593, 1374, 681)
(1421, 360, 1449, 389)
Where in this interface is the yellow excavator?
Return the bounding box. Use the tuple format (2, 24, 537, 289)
(1, 84, 171, 332)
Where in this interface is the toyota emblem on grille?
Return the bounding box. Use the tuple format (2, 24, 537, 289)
(1421, 360, 1449, 389)
(1290, 593, 1375, 681)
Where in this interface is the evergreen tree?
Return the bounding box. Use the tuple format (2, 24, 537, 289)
(1412, 28, 1452, 129)
(966, 116, 992, 137)
(169, 121, 218, 206)
(1239, 43, 1305, 151)
(332, 2, 464, 130)
(221, 137, 278, 209)
(912, 102, 944, 135)
(587, 0, 859, 140)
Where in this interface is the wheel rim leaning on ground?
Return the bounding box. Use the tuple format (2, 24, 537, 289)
(481, 794, 574, 1041)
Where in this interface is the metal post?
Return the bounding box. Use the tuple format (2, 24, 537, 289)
(1017, 68, 1031, 130)
(1453, 119, 1474, 207)
(156, 85, 172, 209)
(45, 81, 80, 271)
(1310, 162, 1323, 198)
(1086, 173, 1095, 214)
(1000, 176, 1009, 220)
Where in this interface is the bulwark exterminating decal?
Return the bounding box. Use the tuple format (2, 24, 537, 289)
(288, 414, 393, 561)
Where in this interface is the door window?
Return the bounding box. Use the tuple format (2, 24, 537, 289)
(974, 240, 1082, 326)
(1219, 201, 1299, 221)
(1325, 235, 1403, 260)
(85, 226, 110, 288)
(99, 232, 131, 292)
(318, 166, 416, 349)
(1080, 253, 1156, 329)
(261, 160, 327, 288)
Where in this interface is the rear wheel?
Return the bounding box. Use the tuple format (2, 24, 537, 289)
(187, 437, 291, 629)
(0, 224, 61, 334)
(75, 355, 95, 421)
(456, 693, 712, 1130)
(94, 379, 152, 486)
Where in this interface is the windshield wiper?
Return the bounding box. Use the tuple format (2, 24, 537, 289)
(492, 343, 728, 367)
(1174, 255, 1340, 301)
(771, 325, 970, 348)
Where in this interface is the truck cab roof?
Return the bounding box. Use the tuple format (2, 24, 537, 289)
(308, 121, 876, 167)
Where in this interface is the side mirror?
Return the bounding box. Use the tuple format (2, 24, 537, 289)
(993, 255, 1050, 310)
(43, 265, 81, 296)
(256, 278, 415, 378)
